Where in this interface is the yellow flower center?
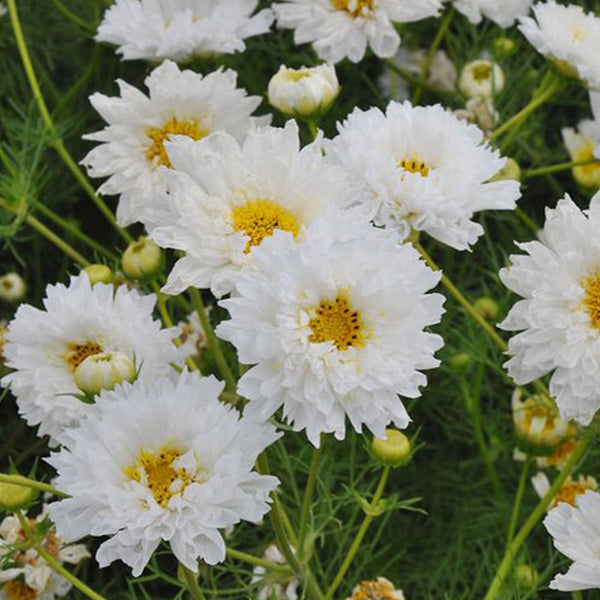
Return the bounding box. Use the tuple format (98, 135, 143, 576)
(3, 582, 38, 600)
(471, 63, 493, 82)
(583, 273, 600, 330)
(351, 580, 396, 600)
(146, 116, 208, 169)
(308, 295, 365, 351)
(124, 446, 192, 507)
(331, 0, 374, 17)
(231, 199, 300, 253)
(573, 142, 600, 188)
(544, 439, 576, 468)
(398, 155, 430, 178)
(64, 341, 103, 371)
(553, 477, 598, 507)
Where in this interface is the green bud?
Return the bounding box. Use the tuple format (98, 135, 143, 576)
(449, 352, 471, 369)
(515, 564, 538, 590)
(493, 36, 516, 58)
(372, 429, 411, 467)
(84, 264, 113, 285)
(122, 237, 163, 281)
(0, 480, 36, 511)
(474, 297, 500, 321)
(490, 158, 521, 182)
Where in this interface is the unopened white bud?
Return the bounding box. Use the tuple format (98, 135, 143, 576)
(268, 64, 340, 118)
(84, 264, 112, 285)
(122, 237, 163, 280)
(74, 351, 136, 396)
(459, 59, 505, 99)
(0, 273, 26, 303)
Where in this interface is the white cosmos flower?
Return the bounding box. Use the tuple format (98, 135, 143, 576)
(81, 60, 268, 227)
(499, 194, 600, 426)
(216, 212, 445, 447)
(544, 490, 600, 591)
(454, 0, 533, 28)
(273, 0, 443, 64)
(144, 120, 360, 298)
(326, 101, 521, 250)
(562, 117, 600, 189)
(251, 544, 299, 600)
(519, 1, 600, 90)
(1, 273, 182, 442)
(96, 0, 273, 62)
(47, 372, 280, 577)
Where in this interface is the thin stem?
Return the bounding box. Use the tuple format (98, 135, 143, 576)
(0, 197, 90, 267)
(189, 287, 237, 392)
(506, 455, 532, 544)
(306, 119, 319, 141)
(7, 0, 131, 243)
(515, 207, 538, 234)
(16, 511, 108, 600)
(412, 6, 455, 104)
(297, 437, 325, 561)
(50, 0, 95, 31)
(323, 466, 391, 600)
(523, 157, 599, 179)
(225, 547, 294, 575)
(572, 592, 584, 600)
(482, 434, 593, 600)
(0, 473, 68, 497)
(181, 565, 207, 600)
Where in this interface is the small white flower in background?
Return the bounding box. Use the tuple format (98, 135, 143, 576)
(273, 0, 444, 64)
(345, 578, 406, 600)
(326, 101, 520, 250)
(216, 211, 445, 447)
(459, 59, 505, 99)
(81, 60, 268, 227)
(454, 0, 533, 28)
(519, 1, 600, 90)
(177, 312, 208, 360)
(531, 472, 598, 510)
(268, 64, 340, 118)
(1, 273, 182, 442)
(144, 120, 360, 298)
(96, 0, 273, 62)
(0, 506, 89, 600)
(544, 490, 600, 591)
(48, 372, 280, 576)
(454, 96, 498, 132)
(499, 193, 600, 427)
(514, 437, 578, 470)
(0, 3, 6, 17)
(0, 273, 26, 304)
(73, 351, 137, 396)
(251, 544, 299, 600)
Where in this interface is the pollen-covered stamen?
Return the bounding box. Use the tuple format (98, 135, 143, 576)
(146, 116, 208, 169)
(331, 0, 374, 17)
(64, 342, 103, 371)
(232, 199, 300, 253)
(553, 478, 598, 507)
(308, 295, 365, 351)
(3, 581, 38, 600)
(124, 447, 192, 507)
(398, 155, 430, 177)
(583, 273, 600, 330)
(351, 580, 396, 600)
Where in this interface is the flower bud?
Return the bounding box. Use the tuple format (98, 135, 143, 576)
(459, 59, 505, 99)
(122, 237, 163, 280)
(0, 273, 26, 303)
(473, 297, 500, 321)
(491, 158, 521, 182)
(74, 351, 136, 396)
(448, 352, 471, 369)
(493, 36, 516, 59)
(0, 480, 36, 510)
(372, 429, 411, 467)
(515, 564, 538, 590)
(268, 64, 340, 118)
(84, 264, 112, 285)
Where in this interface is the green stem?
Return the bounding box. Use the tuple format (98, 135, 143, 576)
(0, 473, 68, 497)
(0, 197, 90, 267)
(572, 592, 584, 600)
(323, 466, 391, 600)
(412, 6, 455, 104)
(226, 547, 294, 575)
(523, 157, 599, 179)
(482, 434, 593, 600)
(16, 511, 108, 600)
(181, 565, 207, 600)
(6, 0, 131, 243)
(306, 119, 319, 141)
(506, 455, 532, 545)
(189, 287, 237, 393)
(515, 208, 538, 234)
(297, 436, 325, 561)
(50, 0, 95, 31)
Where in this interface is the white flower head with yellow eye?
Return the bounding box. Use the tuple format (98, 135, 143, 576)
(345, 578, 406, 600)
(326, 101, 521, 250)
(217, 211, 445, 447)
(82, 60, 268, 227)
(499, 194, 600, 426)
(454, 0, 533, 28)
(48, 373, 280, 577)
(96, 0, 274, 63)
(273, 0, 443, 64)
(1, 273, 182, 442)
(144, 120, 360, 298)
(532, 472, 598, 510)
(544, 491, 600, 591)
(519, 2, 600, 90)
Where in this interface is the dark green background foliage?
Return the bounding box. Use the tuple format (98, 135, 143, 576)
(1, 1, 600, 599)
